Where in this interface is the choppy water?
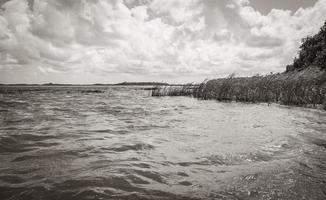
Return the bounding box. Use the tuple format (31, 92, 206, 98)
(0, 86, 325, 200)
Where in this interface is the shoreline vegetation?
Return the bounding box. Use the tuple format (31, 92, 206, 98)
(152, 68, 326, 110)
(152, 21, 326, 111)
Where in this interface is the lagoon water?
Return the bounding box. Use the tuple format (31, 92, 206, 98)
(0, 86, 325, 200)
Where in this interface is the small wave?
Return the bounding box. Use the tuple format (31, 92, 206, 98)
(0, 184, 203, 200)
(177, 172, 189, 177)
(11, 150, 82, 162)
(131, 163, 152, 169)
(311, 139, 326, 149)
(0, 137, 36, 153)
(9, 134, 57, 141)
(56, 176, 141, 192)
(178, 181, 192, 186)
(0, 175, 25, 184)
(132, 169, 166, 184)
(4, 118, 34, 125)
(176, 153, 274, 167)
(102, 143, 154, 152)
(80, 90, 104, 94)
(0, 100, 29, 108)
(0, 133, 60, 154)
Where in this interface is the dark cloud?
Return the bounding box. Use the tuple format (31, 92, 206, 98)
(249, 0, 318, 15)
(246, 35, 285, 48)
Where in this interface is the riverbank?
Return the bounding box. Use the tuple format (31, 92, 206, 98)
(152, 67, 326, 110)
(153, 21, 326, 110)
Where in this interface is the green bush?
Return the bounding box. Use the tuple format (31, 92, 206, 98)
(287, 21, 326, 71)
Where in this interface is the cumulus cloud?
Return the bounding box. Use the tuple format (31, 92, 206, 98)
(0, 0, 325, 83)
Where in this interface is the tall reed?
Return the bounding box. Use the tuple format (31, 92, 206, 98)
(152, 68, 326, 110)
(152, 84, 198, 97)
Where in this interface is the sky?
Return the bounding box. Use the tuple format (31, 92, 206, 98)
(0, 0, 324, 84)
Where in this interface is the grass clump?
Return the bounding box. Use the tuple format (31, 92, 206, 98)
(194, 68, 326, 109)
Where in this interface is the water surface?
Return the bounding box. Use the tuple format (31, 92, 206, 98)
(0, 86, 325, 199)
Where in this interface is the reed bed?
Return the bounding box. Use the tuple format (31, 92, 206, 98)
(151, 84, 198, 97)
(152, 68, 326, 110)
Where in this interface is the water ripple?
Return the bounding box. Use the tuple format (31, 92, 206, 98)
(0, 86, 325, 199)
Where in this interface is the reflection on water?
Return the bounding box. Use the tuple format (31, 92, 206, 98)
(0, 86, 325, 200)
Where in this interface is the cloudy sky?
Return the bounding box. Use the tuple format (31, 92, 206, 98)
(0, 0, 325, 84)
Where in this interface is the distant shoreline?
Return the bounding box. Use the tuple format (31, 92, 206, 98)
(0, 82, 195, 87)
(0, 82, 168, 86)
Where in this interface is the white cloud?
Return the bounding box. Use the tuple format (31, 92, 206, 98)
(131, 5, 148, 21)
(0, 0, 325, 83)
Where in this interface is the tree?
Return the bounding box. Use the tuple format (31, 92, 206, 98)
(288, 20, 326, 71)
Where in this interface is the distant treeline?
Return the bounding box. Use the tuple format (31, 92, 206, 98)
(152, 21, 326, 110)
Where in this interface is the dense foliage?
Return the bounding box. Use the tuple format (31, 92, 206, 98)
(194, 68, 326, 109)
(286, 21, 326, 72)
